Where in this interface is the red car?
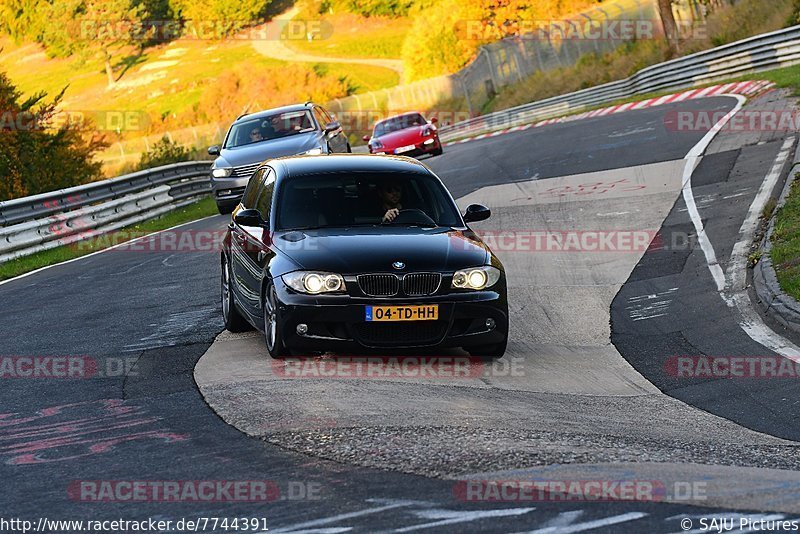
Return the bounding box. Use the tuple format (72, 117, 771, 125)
(363, 112, 443, 157)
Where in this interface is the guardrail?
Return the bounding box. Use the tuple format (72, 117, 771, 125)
(439, 24, 800, 141)
(0, 161, 211, 263)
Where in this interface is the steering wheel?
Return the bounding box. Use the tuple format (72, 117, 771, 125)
(387, 208, 437, 226)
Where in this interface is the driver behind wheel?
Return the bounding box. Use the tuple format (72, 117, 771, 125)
(378, 182, 403, 222)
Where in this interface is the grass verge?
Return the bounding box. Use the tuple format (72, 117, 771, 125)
(0, 196, 219, 282)
(770, 171, 800, 300)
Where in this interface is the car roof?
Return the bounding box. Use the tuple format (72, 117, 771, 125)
(235, 103, 313, 123)
(269, 154, 432, 179)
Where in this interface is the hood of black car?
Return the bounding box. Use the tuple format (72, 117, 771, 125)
(273, 227, 490, 274)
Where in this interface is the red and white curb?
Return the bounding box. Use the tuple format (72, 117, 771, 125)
(442, 80, 777, 147)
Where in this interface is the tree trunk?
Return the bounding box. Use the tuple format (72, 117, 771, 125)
(657, 0, 680, 53)
(104, 55, 115, 88)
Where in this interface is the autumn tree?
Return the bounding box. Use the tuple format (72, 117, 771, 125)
(77, 0, 150, 87)
(1, 0, 150, 87)
(0, 72, 105, 201)
(657, 0, 680, 53)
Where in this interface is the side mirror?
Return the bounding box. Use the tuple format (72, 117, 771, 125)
(325, 121, 341, 134)
(208, 145, 221, 156)
(362, 135, 370, 142)
(234, 208, 267, 227)
(430, 117, 438, 124)
(463, 204, 491, 223)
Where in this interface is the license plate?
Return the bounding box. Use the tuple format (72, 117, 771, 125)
(395, 145, 416, 154)
(365, 305, 438, 322)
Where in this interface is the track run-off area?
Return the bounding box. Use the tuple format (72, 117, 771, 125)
(2, 88, 800, 532)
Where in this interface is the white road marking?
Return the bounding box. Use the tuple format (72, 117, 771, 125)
(267, 500, 424, 533)
(276, 529, 352, 533)
(393, 507, 536, 532)
(518, 512, 648, 534)
(679, 93, 800, 360)
(608, 126, 655, 138)
(626, 288, 678, 321)
(680, 95, 746, 292)
(123, 307, 217, 352)
(538, 511, 584, 529)
(596, 211, 632, 217)
(723, 136, 800, 361)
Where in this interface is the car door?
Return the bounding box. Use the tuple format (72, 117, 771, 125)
(231, 168, 266, 315)
(240, 168, 278, 317)
(318, 106, 348, 153)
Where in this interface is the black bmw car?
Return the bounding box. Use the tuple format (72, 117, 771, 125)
(221, 154, 508, 359)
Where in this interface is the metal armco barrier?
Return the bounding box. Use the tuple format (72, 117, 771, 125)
(439, 24, 800, 141)
(0, 161, 211, 262)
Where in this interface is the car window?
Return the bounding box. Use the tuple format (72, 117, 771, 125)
(275, 172, 462, 231)
(320, 107, 335, 124)
(312, 107, 328, 129)
(225, 110, 315, 148)
(241, 168, 264, 209)
(373, 114, 427, 137)
(255, 169, 276, 220)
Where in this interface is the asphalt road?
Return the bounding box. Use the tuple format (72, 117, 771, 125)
(3, 95, 799, 531)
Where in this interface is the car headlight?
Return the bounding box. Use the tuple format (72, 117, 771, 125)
(304, 148, 323, 155)
(212, 168, 232, 178)
(451, 266, 500, 290)
(371, 140, 383, 150)
(283, 271, 345, 294)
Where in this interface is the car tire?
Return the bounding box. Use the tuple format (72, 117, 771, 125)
(217, 202, 235, 215)
(221, 256, 252, 333)
(466, 339, 507, 360)
(346, 143, 352, 153)
(264, 285, 291, 359)
(432, 146, 444, 156)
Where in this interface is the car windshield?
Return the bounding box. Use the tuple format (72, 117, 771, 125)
(225, 110, 315, 148)
(275, 172, 463, 231)
(373, 114, 427, 137)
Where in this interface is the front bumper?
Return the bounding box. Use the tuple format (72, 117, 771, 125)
(273, 280, 508, 353)
(372, 137, 442, 157)
(210, 175, 250, 205)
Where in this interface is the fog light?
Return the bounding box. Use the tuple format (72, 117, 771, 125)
(485, 318, 496, 330)
(296, 324, 308, 335)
